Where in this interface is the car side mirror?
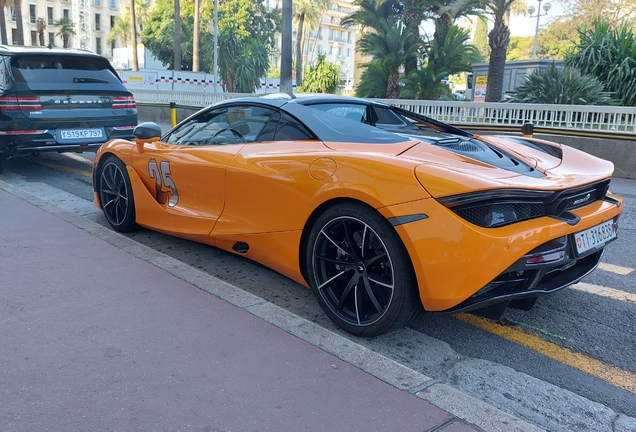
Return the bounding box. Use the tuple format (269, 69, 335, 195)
(133, 122, 162, 153)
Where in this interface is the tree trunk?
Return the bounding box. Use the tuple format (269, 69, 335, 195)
(485, 21, 510, 102)
(280, 0, 293, 95)
(174, 0, 182, 71)
(130, 0, 139, 70)
(386, 71, 399, 98)
(294, 14, 305, 87)
(402, 3, 420, 86)
(193, 0, 199, 72)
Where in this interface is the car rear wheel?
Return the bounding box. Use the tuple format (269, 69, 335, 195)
(307, 203, 422, 337)
(98, 156, 138, 232)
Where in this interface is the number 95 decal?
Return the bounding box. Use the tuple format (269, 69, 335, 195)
(148, 159, 179, 207)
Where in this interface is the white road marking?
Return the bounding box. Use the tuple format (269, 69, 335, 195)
(570, 282, 636, 305)
(598, 262, 634, 275)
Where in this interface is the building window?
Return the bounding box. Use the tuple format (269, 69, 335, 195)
(109, 0, 116, 8)
(95, 37, 102, 54)
(31, 30, 38, 46)
(48, 32, 55, 46)
(94, 0, 102, 7)
(9, 8, 15, 21)
(63, 9, 70, 19)
(29, 4, 36, 24)
(110, 40, 116, 55)
(95, 14, 101, 31)
(110, 15, 115, 28)
(47, 7, 54, 25)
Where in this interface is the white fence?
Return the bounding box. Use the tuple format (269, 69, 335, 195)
(128, 87, 636, 138)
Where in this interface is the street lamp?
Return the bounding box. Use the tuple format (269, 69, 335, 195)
(528, 0, 551, 59)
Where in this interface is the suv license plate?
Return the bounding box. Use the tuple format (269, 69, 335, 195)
(574, 220, 616, 255)
(60, 129, 103, 139)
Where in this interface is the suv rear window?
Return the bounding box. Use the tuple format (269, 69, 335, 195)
(10, 54, 122, 87)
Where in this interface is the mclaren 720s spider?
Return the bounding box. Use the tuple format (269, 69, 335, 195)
(92, 96, 623, 337)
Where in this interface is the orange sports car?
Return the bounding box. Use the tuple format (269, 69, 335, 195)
(92, 97, 623, 337)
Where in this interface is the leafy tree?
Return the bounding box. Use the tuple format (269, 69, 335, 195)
(216, 0, 279, 92)
(473, 16, 490, 61)
(506, 63, 614, 104)
(559, 0, 636, 28)
(107, 16, 131, 47)
(54, 17, 76, 48)
(298, 53, 340, 93)
(355, 62, 388, 98)
(565, 18, 636, 106)
(293, 0, 328, 87)
(357, 17, 419, 98)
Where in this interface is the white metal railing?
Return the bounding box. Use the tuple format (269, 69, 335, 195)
(130, 89, 636, 137)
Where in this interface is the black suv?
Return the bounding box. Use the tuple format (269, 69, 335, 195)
(0, 45, 137, 174)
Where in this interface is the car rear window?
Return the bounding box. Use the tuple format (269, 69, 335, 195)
(10, 54, 123, 88)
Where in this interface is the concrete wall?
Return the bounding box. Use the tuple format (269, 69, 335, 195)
(137, 105, 635, 180)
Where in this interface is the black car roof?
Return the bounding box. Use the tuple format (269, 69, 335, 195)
(209, 97, 410, 144)
(0, 44, 102, 57)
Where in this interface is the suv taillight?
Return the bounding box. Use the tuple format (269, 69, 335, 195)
(112, 96, 136, 109)
(0, 96, 43, 111)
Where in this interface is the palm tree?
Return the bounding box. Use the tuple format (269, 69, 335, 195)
(106, 16, 131, 48)
(37, 17, 46, 46)
(357, 18, 419, 98)
(13, 0, 24, 45)
(0, 0, 12, 45)
(293, 0, 328, 87)
(54, 17, 76, 48)
(483, 0, 516, 101)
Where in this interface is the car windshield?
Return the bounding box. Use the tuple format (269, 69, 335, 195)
(10, 54, 122, 89)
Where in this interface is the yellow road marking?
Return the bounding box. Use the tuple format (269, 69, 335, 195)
(570, 282, 636, 305)
(456, 313, 636, 394)
(34, 160, 91, 177)
(598, 262, 634, 276)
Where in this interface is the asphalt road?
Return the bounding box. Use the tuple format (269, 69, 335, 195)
(1, 148, 635, 432)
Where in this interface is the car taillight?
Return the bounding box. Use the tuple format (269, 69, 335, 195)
(112, 96, 136, 109)
(0, 96, 43, 111)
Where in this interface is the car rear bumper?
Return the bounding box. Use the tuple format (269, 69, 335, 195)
(380, 193, 624, 313)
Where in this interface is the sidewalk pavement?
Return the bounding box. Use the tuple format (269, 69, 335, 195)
(0, 182, 541, 432)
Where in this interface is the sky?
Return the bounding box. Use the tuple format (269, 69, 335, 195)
(508, 1, 566, 37)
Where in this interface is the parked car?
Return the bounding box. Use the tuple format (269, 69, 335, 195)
(0, 45, 137, 174)
(92, 96, 623, 337)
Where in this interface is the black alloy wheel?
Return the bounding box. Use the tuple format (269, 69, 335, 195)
(98, 156, 137, 232)
(307, 203, 421, 337)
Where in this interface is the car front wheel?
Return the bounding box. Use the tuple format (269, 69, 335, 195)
(307, 203, 422, 337)
(98, 156, 138, 232)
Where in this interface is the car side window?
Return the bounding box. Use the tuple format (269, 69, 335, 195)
(273, 113, 315, 141)
(164, 105, 276, 146)
(305, 102, 367, 123)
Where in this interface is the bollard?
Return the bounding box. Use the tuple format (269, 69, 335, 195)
(170, 102, 177, 128)
(522, 122, 534, 138)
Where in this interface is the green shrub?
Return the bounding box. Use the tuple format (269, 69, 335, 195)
(506, 63, 615, 105)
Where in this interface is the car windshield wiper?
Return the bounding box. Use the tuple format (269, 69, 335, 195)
(73, 77, 109, 83)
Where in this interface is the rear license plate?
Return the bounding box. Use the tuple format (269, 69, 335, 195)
(574, 220, 616, 255)
(60, 129, 103, 140)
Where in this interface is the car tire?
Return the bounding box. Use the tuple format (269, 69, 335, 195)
(97, 156, 138, 232)
(307, 202, 422, 337)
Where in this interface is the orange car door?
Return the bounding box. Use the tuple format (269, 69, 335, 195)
(130, 107, 255, 235)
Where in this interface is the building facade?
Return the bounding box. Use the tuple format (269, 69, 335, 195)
(265, 0, 359, 91)
(3, 0, 123, 60)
